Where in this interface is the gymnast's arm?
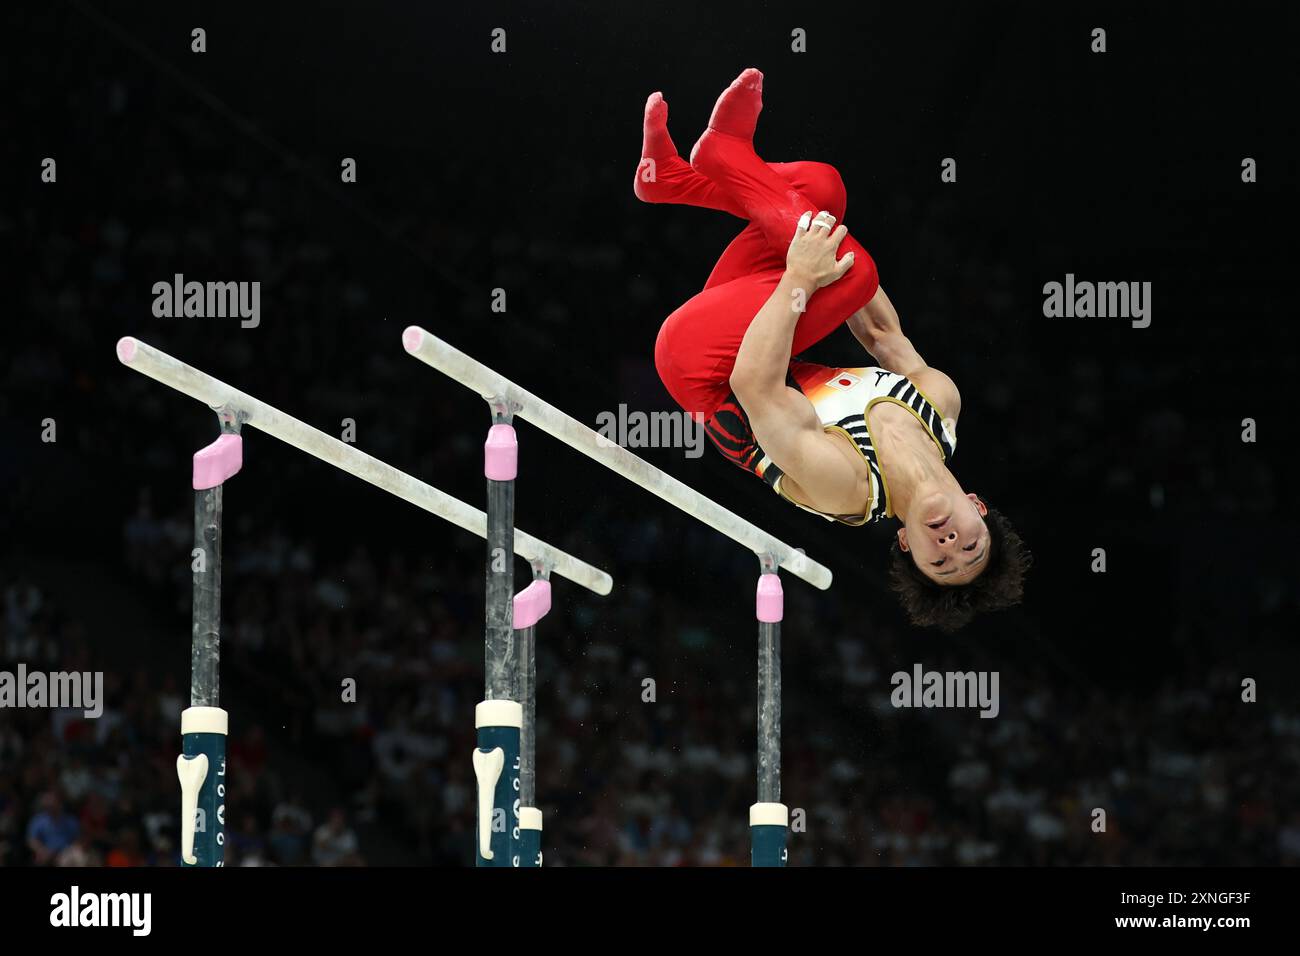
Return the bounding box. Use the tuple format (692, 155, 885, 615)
(846, 287, 925, 373)
(729, 214, 864, 503)
(847, 287, 962, 419)
(732, 212, 855, 398)
(733, 379, 861, 508)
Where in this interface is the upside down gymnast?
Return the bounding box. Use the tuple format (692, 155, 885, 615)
(637, 68, 1029, 630)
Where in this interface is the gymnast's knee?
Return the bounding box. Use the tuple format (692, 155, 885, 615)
(841, 241, 880, 306)
(654, 316, 686, 387)
(654, 321, 673, 374)
(783, 161, 847, 221)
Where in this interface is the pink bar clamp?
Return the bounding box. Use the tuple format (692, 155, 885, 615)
(756, 572, 784, 624)
(484, 423, 518, 481)
(513, 579, 552, 630)
(192, 434, 244, 490)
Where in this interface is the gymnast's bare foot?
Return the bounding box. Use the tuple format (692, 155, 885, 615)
(689, 67, 764, 170)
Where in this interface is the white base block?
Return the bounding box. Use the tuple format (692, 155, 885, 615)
(749, 802, 788, 827)
(181, 706, 229, 735)
(519, 807, 543, 831)
(475, 699, 523, 729)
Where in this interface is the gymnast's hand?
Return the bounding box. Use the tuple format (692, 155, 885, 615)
(785, 210, 854, 290)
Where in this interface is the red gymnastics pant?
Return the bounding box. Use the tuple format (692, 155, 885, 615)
(651, 144, 880, 421)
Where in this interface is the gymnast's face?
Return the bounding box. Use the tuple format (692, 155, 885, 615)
(897, 492, 990, 585)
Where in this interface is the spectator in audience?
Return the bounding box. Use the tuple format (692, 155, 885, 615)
(313, 808, 363, 867)
(27, 792, 80, 866)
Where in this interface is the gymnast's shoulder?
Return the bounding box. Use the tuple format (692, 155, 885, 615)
(909, 366, 961, 423)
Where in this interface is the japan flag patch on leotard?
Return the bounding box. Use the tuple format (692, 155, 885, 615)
(825, 371, 860, 391)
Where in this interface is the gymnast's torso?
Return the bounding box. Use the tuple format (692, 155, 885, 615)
(704, 360, 959, 525)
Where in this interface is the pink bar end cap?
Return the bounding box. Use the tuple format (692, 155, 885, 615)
(193, 434, 244, 490)
(756, 572, 784, 623)
(484, 423, 517, 481)
(401, 327, 424, 353)
(513, 579, 552, 630)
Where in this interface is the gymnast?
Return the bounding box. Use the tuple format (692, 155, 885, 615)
(637, 69, 1028, 630)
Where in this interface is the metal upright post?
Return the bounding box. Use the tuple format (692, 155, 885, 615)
(514, 562, 552, 868)
(751, 553, 788, 867)
(176, 415, 243, 867)
(474, 399, 522, 867)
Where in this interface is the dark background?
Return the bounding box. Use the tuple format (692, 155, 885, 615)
(2, 0, 1297, 866)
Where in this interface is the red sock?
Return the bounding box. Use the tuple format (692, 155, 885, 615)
(634, 92, 743, 215)
(639, 92, 675, 160)
(688, 68, 809, 251)
(697, 67, 764, 142)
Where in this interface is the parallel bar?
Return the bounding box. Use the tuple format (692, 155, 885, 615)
(514, 571, 551, 869)
(116, 337, 613, 596)
(514, 572, 551, 812)
(517, 615, 537, 808)
(483, 419, 518, 701)
(190, 485, 223, 708)
(179, 431, 241, 869)
(183, 473, 225, 868)
(752, 564, 787, 867)
(756, 616, 782, 805)
(478, 414, 518, 867)
(402, 327, 833, 591)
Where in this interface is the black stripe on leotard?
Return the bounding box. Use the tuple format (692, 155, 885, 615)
(703, 369, 803, 480)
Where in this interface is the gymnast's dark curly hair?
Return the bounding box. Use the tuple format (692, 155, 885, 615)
(888, 505, 1031, 632)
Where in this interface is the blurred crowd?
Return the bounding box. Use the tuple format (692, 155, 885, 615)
(0, 575, 366, 866)
(7, 516, 1300, 866)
